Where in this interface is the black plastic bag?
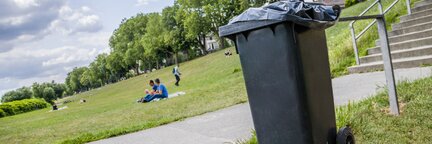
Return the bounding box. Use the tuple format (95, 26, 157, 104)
(228, 1, 341, 29)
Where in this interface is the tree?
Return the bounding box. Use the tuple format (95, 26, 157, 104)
(177, 0, 212, 55)
(162, 5, 195, 66)
(202, 0, 243, 49)
(42, 87, 56, 104)
(88, 54, 109, 87)
(141, 13, 169, 69)
(65, 67, 87, 93)
(80, 69, 92, 91)
(106, 52, 127, 82)
(1, 87, 33, 103)
(109, 14, 148, 75)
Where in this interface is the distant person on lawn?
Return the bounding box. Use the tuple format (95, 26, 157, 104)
(173, 66, 181, 86)
(144, 78, 168, 102)
(138, 80, 158, 103)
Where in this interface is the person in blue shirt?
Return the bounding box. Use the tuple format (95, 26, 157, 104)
(144, 78, 168, 102)
(138, 80, 158, 103)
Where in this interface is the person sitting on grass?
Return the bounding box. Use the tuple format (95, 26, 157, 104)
(144, 78, 168, 103)
(138, 80, 158, 103)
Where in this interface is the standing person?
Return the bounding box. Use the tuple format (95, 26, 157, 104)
(173, 66, 181, 86)
(145, 78, 168, 102)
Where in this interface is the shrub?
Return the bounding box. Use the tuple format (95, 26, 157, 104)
(0, 109, 6, 118)
(0, 104, 18, 116)
(0, 99, 49, 118)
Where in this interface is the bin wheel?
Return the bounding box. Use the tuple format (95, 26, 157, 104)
(337, 126, 355, 144)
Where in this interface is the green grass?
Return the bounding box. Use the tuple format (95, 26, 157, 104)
(335, 76, 432, 143)
(242, 75, 432, 143)
(0, 47, 248, 144)
(326, 0, 419, 77)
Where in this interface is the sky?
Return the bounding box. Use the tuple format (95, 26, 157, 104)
(0, 0, 174, 97)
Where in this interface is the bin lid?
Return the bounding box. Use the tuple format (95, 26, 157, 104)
(219, 1, 341, 38)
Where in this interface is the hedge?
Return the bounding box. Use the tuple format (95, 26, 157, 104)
(0, 109, 5, 118)
(0, 99, 49, 118)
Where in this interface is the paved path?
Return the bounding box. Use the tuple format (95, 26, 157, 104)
(91, 67, 432, 144)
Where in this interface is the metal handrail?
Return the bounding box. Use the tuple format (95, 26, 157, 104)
(355, 0, 399, 39)
(349, 0, 411, 65)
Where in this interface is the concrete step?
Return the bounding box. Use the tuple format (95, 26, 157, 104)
(412, 2, 432, 13)
(388, 21, 432, 36)
(393, 14, 432, 30)
(414, 0, 432, 7)
(376, 28, 432, 46)
(415, 0, 432, 8)
(400, 9, 432, 22)
(368, 35, 432, 54)
(348, 55, 432, 73)
(360, 45, 432, 63)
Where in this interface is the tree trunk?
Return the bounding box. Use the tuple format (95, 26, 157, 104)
(148, 62, 151, 73)
(174, 52, 179, 67)
(135, 63, 140, 75)
(197, 35, 207, 55)
(184, 50, 190, 61)
(219, 37, 226, 49)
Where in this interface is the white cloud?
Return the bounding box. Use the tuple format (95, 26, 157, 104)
(0, 1, 103, 53)
(0, 44, 107, 87)
(40, 46, 103, 67)
(81, 6, 91, 12)
(136, 0, 159, 6)
(78, 32, 111, 47)
(50, 6, 102, 35)
(0, 0, 64, 41)
(13, 0, 39, 8)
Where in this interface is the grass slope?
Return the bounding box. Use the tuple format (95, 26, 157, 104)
(0, 48, 247, 144)
(335, 76, 432, 143)
(327, 0, 419, 77)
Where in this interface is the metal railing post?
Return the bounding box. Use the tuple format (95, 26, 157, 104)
(406, 0, 412, 14)
(377, 0, 384, 14)
(350, 23, 361, 65)
(376, 17, 400, 115)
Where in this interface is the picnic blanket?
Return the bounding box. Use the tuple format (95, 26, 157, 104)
(168, 91, 186, 98)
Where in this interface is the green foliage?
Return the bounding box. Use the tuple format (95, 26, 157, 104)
(233, 68, 242, 73)
(32, 82, 68, 102)
(65, 67, 89, 93)
(334, 76, 432, 143)
(0, 99, 49, 117)
(0, 104, 17, 116)
(1, 87, 33, 102)
(238, 131, 258, 144)
(0, 109, 5, 118)
(42, 87, 56, 104)
(345, 0, 360, 8)
(125, 71, 136, 79)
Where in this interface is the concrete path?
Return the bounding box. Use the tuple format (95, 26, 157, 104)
(91, 67, 432, 144)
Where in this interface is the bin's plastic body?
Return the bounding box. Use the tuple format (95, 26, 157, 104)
(221, 22, 336, 144)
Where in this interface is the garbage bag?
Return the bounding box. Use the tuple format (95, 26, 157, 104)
(228, 1, 341, 29)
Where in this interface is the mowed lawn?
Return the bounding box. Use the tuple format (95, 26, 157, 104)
(0, 47, 248, 144)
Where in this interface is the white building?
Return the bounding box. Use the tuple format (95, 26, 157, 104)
(205, 34, 219, 52)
